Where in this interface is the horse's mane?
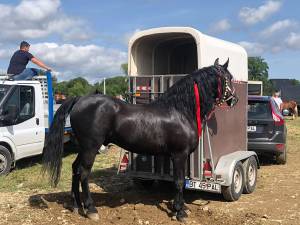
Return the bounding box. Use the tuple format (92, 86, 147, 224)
(153, 65, 221, 120)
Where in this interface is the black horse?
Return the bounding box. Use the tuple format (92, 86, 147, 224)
(43, 58, 238, 221)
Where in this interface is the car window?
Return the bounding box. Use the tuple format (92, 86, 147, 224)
(248, 101, 271, 119)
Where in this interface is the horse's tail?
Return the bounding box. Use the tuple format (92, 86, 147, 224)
(42, 97, 79, 187)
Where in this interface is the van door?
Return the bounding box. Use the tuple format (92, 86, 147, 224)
(1, 85, 44, 159)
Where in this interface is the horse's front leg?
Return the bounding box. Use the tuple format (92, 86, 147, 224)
(172, 153, 188, 221)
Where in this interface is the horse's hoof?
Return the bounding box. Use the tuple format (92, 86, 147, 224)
(87, 212, 100, 221)
(176, 216, 187, 223)
(176, 210, 188, 222)
(72, 208, 79, 214)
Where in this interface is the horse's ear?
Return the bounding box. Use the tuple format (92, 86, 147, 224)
(214, 58, 219, 67)
(223, 58, 229, 69)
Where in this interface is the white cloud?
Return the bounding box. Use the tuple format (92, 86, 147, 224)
(0, 0, 91, 42)
(260, 19, 298, 37)
(271, 45, 283, 53)
(209, 19, 231, 34)
(14, 0, 60, 22)
(239, 41, 265, 56)
(0, 49, 13, 59)
(285, 32, 300, 49)
(239, 0, 282, 25)
(29, 43, 127, 81)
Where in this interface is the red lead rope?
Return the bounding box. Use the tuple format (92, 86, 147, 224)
(194, 83, 202, 137)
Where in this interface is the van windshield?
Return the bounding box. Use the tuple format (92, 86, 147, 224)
(0, 85, 11, 103)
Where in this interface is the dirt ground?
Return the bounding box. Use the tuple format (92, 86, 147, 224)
(0, 121, 299, 225)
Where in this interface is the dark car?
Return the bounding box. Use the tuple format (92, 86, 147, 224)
(248, 96, 287, 164)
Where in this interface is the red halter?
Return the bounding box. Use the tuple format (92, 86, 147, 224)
(193, 76, 225, 135)
(193, 82, 202, 137)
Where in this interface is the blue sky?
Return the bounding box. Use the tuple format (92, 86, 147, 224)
(1, 0, 300, 82)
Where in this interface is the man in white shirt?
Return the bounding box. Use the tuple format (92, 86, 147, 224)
(272, 90, 283, 111)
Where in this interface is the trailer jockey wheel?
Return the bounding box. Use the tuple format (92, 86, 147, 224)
(243, 156, 258, 194)
(222, 161, 244, 201)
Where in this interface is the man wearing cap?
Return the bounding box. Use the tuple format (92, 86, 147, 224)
(7, 41, 52, 80)
(272, 90, 283, 111)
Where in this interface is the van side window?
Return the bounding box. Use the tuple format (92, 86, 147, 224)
(19, 86, 35, 121)
(3, 86, 35, 124)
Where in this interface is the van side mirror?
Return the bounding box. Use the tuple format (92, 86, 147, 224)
(0, 105, 19, 126)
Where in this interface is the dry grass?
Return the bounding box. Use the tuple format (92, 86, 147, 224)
(0, 145, 120, 192)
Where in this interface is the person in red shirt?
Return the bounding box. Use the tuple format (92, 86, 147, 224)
(7, 41, 52, 80)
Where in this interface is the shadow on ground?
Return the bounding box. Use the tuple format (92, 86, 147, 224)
(28, 164, 225, 219)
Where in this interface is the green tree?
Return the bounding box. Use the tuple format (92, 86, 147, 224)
(93, 76, 127, 96)
(53, 62, 128, 97)
(54, 81, 68, 94)
(248, 57, 273, 95)
(121, 63, 128, 75)
(53, 77, 92, 96)
(291, 79, 300, 86)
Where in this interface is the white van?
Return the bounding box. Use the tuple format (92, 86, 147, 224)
(0, 73, 71, 175)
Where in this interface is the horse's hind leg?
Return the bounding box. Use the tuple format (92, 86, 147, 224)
(71, 154, 82, 213)
(79, 145, 100, 221)
(172, 153, 188, 221)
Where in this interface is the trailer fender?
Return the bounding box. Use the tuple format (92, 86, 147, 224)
(215, 151, 259, 186)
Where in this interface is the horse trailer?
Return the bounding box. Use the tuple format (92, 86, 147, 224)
(121, 27, 259, 201)
(248, 80, 263, 96)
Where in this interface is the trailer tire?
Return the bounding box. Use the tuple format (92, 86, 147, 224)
(222, 161, 244, 201)
(243, 156, 257, 194)
(0, 146, 12, 176)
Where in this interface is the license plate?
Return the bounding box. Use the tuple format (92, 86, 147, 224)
(247, 126, 256, 132)
(185, 179, 221, 193)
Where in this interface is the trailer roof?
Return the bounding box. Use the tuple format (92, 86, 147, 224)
(128, 27, 248, 81)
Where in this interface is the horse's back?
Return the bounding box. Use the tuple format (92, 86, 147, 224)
(70, 95, 120, 142)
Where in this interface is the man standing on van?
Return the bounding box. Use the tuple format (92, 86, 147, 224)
(7, 41, 52, 80)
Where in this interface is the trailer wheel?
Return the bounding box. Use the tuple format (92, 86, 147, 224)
(0, 146, 12, 176)
(222, 161, 244, 201)
(243, 156, 258, 194)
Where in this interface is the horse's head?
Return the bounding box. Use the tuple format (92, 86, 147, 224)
(214, 58, 238, 108)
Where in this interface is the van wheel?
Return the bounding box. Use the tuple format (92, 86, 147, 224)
(222, 161, 244, 201)
(0, 146, 12, 176)
(243, 156, 258, 194)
